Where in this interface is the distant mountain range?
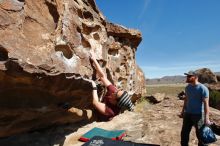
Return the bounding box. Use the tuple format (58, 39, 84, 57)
(146, 75, 185, 85)
(146, 72, 220, 85)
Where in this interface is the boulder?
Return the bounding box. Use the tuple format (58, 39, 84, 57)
(146, 93, 166, 104)
(195, 68, 218, 84)
(216, 75, 220, 82)
(0, 0, 145, 137)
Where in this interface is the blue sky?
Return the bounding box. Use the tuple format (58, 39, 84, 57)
(96, 0, 220, 79)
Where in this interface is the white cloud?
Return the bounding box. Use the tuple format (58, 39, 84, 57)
(138, 0, 151, 20)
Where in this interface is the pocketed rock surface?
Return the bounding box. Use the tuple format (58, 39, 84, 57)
(0, 0, 145, 137)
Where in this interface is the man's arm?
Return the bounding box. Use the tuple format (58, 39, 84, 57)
(90, 52, 112, 87)
(203, 97, 211, 125)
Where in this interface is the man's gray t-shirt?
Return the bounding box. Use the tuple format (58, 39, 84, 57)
(185, 83, 209, 114)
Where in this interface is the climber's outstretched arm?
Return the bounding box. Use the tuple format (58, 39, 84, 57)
(90, 52, 111, 87)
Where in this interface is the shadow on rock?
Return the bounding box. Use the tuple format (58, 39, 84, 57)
(0, 114, 92, 146)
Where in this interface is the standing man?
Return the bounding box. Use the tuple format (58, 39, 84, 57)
(180, 71, 211, 146)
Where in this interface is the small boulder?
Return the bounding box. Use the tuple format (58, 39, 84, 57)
(146, 93, 166, 103)
(178, 91, 186, 100)
(195, 68, 218, 84)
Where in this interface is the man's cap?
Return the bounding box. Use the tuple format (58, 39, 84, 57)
(117, 91, 134, 111)
(184, 70, 198, 76)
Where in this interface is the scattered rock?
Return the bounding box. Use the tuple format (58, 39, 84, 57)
(146, 93, 166, 104)
(177, 91, 186, 100)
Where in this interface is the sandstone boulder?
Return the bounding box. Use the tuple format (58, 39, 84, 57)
(195, 68, 218, 84)
(0, 0, 145, 137)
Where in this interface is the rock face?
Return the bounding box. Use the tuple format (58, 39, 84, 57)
(194, 68, 220, 110)
(195, 68, 218, 84)
(0, 0, 145, 137)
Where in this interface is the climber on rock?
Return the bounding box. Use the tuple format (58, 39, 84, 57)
(90, 51, 134, 121)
